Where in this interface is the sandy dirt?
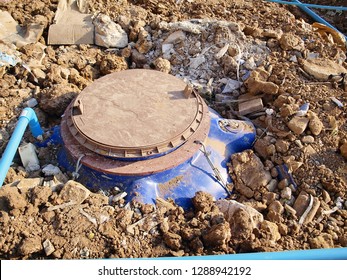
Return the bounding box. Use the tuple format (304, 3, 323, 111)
(0, 0, 346, 259)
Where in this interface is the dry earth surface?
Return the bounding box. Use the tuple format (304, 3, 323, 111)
(0, 0, 346, 259)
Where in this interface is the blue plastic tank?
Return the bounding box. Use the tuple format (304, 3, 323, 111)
(58, 69, 256, 209)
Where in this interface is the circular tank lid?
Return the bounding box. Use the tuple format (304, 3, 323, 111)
(66, 69, 206, 158)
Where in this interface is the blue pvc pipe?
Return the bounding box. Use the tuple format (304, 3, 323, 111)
(154, 247, 347, 260)
(0, 108, 43, 187)
(266, 0, 347, 11)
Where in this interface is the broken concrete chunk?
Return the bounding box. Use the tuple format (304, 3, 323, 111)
(17, 178, 43, 190)
(58, 180, 90, 204)
(287, 116, 309, 135)
(189, 55, 205, 69)
(42, 164, 62, 176)
(222, 79, 241, 93)
(94, 13, 128, 48)
(238, 97, 263, 115)
(302, 58, 347, 81)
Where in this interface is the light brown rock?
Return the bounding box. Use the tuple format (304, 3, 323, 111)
(287, 116, 309, 135)
(340, 142, 347, 159)
(58, 180, 90, 204)
(302, 58, 347, 81)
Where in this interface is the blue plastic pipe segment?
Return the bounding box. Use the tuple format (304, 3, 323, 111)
(0, 108, 43, 187)
(266, 0, 347, 11)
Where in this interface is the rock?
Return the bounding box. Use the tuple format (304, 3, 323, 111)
(18, 236, 42, 255)
(153, 57, 171, 73)
(17, 178, 42, 190)
(287, 116, 309, 135)
(262, 29, 283, 39)
(302, 135, 315, 144)
(43, 239, 55, 256)
(278, 179, 289, 190)
(32, 68, 46, 82)
(254, 138, 271, 159)
(94, 14, 128, 48)
(307, 112, 324, 136)
(39, 84, 79, 116)
(42, 164, 61, 176)
(275, 139, 289, 153)
(279, 33, 304, 51)
(131, 49, 147, 68)
(266, 179, 278, 192)
(231, 150, 272, 198)
(135, 29, 152, 54)
(190, 55, 205, 69)
(57, 180, 90, 204)
(309, 233, 334, 249)
(31, 186, 52, 206)
(222, 79, 241, 93)
(99, 53, 127, 75)
(281, 187, 292, 200)
(260, 220, 281, 241)
(302, 58, 347, 81)
(245, 69, 279, 95)
(18, 143, 40, 172)
(192, 191, 214, 213)
(163, 30, 186, 44)
(0, 185, 28, 211)
(340, 142, 347, 159)
(163, 232, 182, 250)
(293, 191, 310, 217)
(203, 223, 231, 248)
(268, 200, 284, 214)
(238, 98, 263, 115)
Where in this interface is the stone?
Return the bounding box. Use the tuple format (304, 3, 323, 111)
(302, 135, 315, 144)
(268, 200, 284, 214)
(340, 142, 347, 159)
(275, 139, 289, 153)
(18, 236, 42, 255)
(153, 57, 171, 73)
(260, 220, 281, 241)
(245, 69, 279, 95)
(192, 191, 214, 213)
(32, 68, 46, 82)
(287, 116, 309, 135)
(279, 33, 304, 51)
(308, 112, 323, 136)
(262, 29, 283, 39)
(281, 187, 292, 200)
(254, 138, 271, 159)
(293, 191, 310, 217)
(18, 143, 40, 172)
(202, 223, 231, 248)
(42, 164, 61, 176)
(266, 179, 278, 192)
(0, 186, 27, 210)
(163, 232, 182, 250)
(309, 233, 334, 249)
(39, 83, 79, 116)
(17, 178, 43, 190)
(222, 79, 241, 93)
(131, 49, 147, 67)
(238, 98, 263, 115)
(231, 150, 272, 197)
(302, 58, 347, 81)
(190, 55, 205, 69)
(278, 179, 289, 190)
(163, 30, 186, 44)
(94, 14, 128, 48)
(57, 180, 90, 204)
(280, 104, 298, 117)
(266, 144, 276, 156)
(43, 239, 55, 256)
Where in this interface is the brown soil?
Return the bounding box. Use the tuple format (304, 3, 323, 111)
(0, 0, 347, 259)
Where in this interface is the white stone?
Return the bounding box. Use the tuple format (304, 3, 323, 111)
(94, 14, 128, 48)
(281, 187, 292, 200)
(189, 55, 205, 69)
(42, 164, 62, 176)
(222, 79, 241, 93)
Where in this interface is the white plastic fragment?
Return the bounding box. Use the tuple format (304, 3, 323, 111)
(296, 103, 310, 116)
(18, 143, 40, 172)
(330, 97, 343, 108)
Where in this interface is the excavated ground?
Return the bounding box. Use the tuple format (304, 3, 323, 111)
(0, 0, 346, 259)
